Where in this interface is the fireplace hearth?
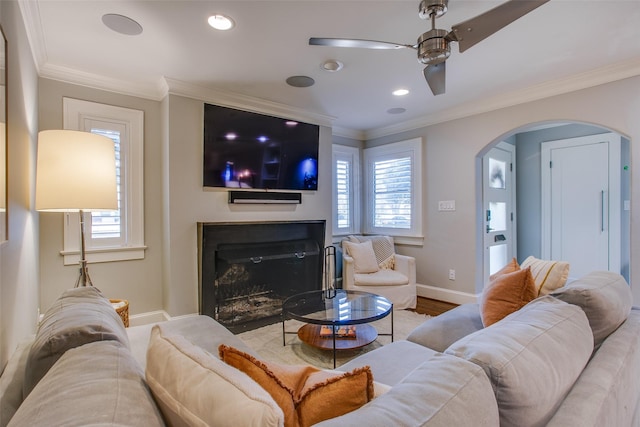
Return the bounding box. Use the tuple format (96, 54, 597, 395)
(198, 221, 325, 333)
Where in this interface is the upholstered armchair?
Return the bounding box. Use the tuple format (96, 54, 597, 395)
(341, 235, 417, 309)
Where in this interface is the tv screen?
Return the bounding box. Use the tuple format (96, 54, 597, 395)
(203, 103, 320, 191)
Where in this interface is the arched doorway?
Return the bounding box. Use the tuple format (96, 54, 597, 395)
(476, 121, 631, 290)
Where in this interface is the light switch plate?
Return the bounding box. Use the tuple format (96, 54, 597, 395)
(438, 200, 456, 211)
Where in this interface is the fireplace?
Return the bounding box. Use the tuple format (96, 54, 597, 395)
(198, 221, 326, 333)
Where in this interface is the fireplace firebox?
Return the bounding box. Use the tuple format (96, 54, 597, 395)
(198, 221, 325, 333)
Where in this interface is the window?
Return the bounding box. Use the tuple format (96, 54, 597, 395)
(364, 138, 422, 242)
(62, 98, 145, 264)
(332, 145, 360, 236)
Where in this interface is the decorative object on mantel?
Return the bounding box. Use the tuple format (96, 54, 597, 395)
(35, 130, 118, 287)
(228, 190, 302, 204)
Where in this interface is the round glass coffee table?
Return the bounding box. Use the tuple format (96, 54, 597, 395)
(282, 289, 393, 368)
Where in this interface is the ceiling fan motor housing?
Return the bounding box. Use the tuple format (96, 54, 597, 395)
(418, 0, 448, 19)
(418, 28, 450, 65)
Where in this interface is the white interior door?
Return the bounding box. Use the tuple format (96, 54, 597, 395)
(542, 133, 621, 281)
(482, 142, 516, 286)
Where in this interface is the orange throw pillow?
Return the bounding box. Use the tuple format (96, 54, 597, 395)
(480, 266, 537, 327)
(489, 257, 520, 281)
(219, 345, 374, 427)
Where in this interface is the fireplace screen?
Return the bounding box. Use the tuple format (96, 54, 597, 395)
(213, 239, 320, 332)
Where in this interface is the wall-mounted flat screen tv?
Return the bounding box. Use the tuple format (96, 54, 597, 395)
(203, 103, 320, 191)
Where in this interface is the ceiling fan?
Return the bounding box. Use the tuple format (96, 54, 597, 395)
(309, 0, 549, 96)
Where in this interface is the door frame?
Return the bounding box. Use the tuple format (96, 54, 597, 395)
(482, 141, 517, 287)
(541, 132, 621, 275)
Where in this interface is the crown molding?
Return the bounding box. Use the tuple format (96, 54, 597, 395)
(331, 126, 365, 141)
(365, 58, 640, 140)
(18, 0, 47, 72)
(164, 78, 335, 127)
(39, 63, 167, 100)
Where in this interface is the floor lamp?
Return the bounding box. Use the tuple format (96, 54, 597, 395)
(35, 130, 118, 287)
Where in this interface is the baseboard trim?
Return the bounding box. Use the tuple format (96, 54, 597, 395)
(416, 284, 478, 305)
(128, 310, 201, 327)
(128, 310, 169, 327)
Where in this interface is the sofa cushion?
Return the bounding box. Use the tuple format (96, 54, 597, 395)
(407, 303, 484, 353)
(219, 344, 374, 427)
(342, 240, 379, 273)
(354, 269, 409, 286)
(479, 266, 537, 326)
(445, 296, 594, 427)
(552, 271, 632, 347)
(338, 340, 437, 386)
(521, 255, 570, 295)
(23, 286, 129, 398)
(145, 324, 283, 427)
(8, 340, 163, 427)
(315, 353, 500, 427)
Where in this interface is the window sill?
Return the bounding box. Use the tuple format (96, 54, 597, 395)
(61, 245, 147, 265)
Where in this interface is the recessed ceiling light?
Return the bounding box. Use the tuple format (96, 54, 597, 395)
(102, 14, 143, 36)
(286, 76, 315, 88)
(393, 89, 410, 96)
(321, 60, 344, 72)
(208, 14, 235, 31)
(387, 107, 407, 115)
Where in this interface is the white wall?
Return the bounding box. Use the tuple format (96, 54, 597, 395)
(0, 1, 40, 369)
(368, 77, 640, 304)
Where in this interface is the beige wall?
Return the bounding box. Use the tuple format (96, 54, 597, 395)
(3, 1, 639, 369)
(0, 1, 40, 368)
(368, 77, 640, 304)
(36, 90, 333, 321)
(163, 94, 333, 316)
(37, 79, 164, 316)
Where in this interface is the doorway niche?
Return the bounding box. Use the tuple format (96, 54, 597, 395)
(475, 121, 631, 292)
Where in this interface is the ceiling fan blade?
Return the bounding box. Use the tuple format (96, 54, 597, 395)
(423, 62, 446, 96)
(449, 0, 550, 53)
(309, 37, 414, 50)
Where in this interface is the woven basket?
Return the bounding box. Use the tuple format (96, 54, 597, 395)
(110, 299, 130, 328)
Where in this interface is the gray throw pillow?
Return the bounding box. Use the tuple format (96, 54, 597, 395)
(10, 341, 164, 427)
(552, 271, 632, 347)
(23, 286, 129, 398)
(445, 296, 593, 427)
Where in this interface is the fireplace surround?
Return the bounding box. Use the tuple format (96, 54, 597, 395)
(198, 220, 326, 333)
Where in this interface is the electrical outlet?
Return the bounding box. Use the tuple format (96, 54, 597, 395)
(448, 269, 456, 280)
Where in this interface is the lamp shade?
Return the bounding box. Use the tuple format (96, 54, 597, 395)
(35, 130, 118, 212)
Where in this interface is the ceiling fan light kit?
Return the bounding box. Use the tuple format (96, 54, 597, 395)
(309, 0, 549, 96)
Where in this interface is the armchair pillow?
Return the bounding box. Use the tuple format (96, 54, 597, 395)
(342, 240, 379, 274)
(348, 235, 395, 269)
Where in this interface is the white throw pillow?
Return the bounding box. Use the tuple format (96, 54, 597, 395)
(343, 240, 379, 274)
(145, 324, 283, 427)
(521, 255, 570, 295)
